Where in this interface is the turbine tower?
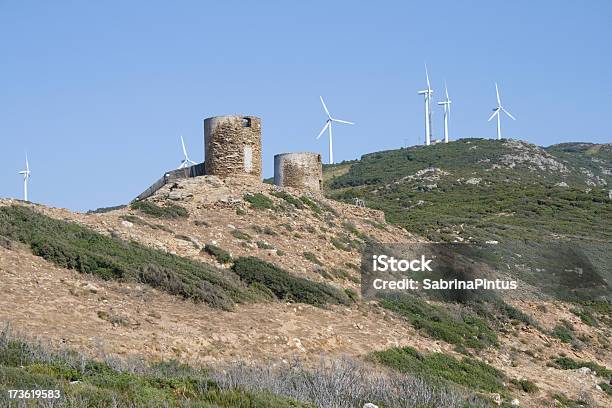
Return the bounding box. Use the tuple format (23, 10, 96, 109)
(488, 83, 515, 140)
(316, 96, 354, 164)
(437, 83, 451, 143)
(417, 65, 434, 145)
(178, 136, 197, 169)
(18, 154, 31, 201)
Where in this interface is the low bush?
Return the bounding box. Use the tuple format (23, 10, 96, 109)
(272, 191, 304, 209)
(130, 201, 188, 219)
(570, 307, 598, 327)
(202, 244, 232, 264)
(231, 229, 251, 241)
(256, 241, 274, 250)
(232, 257, 349, 306)
(299, 196, 322, 214)
(378, 293, 498, 350)
(371, 346, 505, 393)
(511, 378, 539, 393)
(244, 193, 274, 210)
(0, 205, 254, 310)
(552, 322, 574, 343)
(550, 357, 612, 379)
(193, 220, 210, 227)
(0, 326, 313, 408)
(303, 251, 323, 266)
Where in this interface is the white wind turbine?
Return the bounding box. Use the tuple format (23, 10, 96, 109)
(18, 154, 31, 201)
(316, 96, 354, 164)
(418, 65, 434, 146)
(177, 136, 197, 169)
(488, 83, 515, 140)
(437, 83, 451, 143)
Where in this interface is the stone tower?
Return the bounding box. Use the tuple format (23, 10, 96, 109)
(274, 152, 323, 192)
(204, 115, 262, 178)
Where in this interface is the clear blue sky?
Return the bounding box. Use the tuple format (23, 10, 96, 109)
(1, 1, 610, 211)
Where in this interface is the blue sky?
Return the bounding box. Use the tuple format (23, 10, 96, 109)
(1, 1, 610, 211)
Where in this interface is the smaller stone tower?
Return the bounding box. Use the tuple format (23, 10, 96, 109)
(274, 152, 323, 192)
(204, 115, 262, 178)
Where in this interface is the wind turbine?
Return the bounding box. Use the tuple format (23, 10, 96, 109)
(437, 83, 451, 143)
(417, 65, 434, 146)
(18, 154, 31, 201)
(178, 136, 197, 169)
(488, 83, 515, 140)
(316, 96, 354, 164)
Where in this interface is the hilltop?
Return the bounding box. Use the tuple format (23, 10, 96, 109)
(1, 149, 611, 407)
(324, 139, 611, 301)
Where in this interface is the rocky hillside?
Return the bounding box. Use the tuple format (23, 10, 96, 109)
(325, 139, 611, 301)
(1, 168, 611, 407)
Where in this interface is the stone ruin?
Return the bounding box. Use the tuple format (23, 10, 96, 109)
(274, 152, 323, 192)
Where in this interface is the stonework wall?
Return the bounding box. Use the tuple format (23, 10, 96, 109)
(274, 152, 323, 192)
(204, 115, 262, 178)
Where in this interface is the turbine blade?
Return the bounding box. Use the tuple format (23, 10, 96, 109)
(495, 83, 501, 106)
(488, 109, 499, 122)
(331, 118, 354, 125)
(502, 107, 516, 120)
(320, 96, 331, 118)
(445, 82, 449, 101)
(316, 122, 330, 139)
(180, 136, 188, 157)
(425, 63, 431, 90)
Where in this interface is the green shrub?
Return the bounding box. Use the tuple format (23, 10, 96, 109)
(344, 288, 358, 302)
(303, 251, 323, 266)
(552, 323, 574, 343)
(272, 191, 304, 208)
(0, 329, 313, 408)
(372, 346, 505, 393)
(232, 257, 349, 306)
(256, 241, 274, 250)
(570, 307, 598, 327)
(0, 205, 254, 310)
(231, 229, 251, 241)
(244, 193, 274, 210)
(550, 357, 612, 379)
(130, 201, 188, 219)
(236, 208, 247, 216)
(511, 378, 539, 393)
(263, 226, 277, 235)
(299, 196, 322, 214)
(600, 382, 612, 396)
(379, 293, 498, 350)
(331, 237, 350, 251)
(202, 244, 232, 264)
(193, 220, 210, 227)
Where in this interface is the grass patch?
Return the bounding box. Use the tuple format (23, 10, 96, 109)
(0, 205, 256, 310)
(303, 251, 323, 266)
(232, 257, 350, 306)
(371, 346, 505, 393)
(202, 244, 232, 264)
(131, 201, 188, 219)
(378, 293, 498, 350)
(331, 237, 350, 251)
(244, 193, 274, 210)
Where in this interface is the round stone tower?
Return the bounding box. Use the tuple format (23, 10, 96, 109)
(204, 115, 262, 178)
(274, 152, 323, 192)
